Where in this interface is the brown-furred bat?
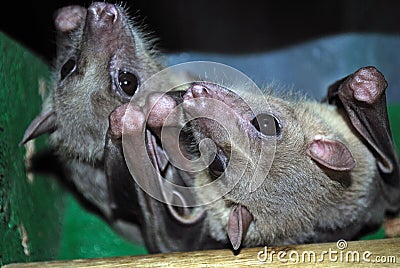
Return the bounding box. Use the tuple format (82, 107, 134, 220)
(141, 66, 400, 251)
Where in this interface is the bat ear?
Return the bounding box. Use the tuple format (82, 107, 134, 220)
(54, 5, 86, 33)
(307, 135, 356, 171)
(228, 205, 253, 251)
(53, 5, 86, 55)
(20, 110, 56, 146)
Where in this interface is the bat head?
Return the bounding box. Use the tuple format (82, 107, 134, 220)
(21, 2, 162, 163)
(171, 81, 379, 249)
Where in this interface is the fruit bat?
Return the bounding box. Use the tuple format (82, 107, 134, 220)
(139, 66, 400, 251)
(20, 2, 223, 252)
(20, 2, 165, 245)
(20, 2, 400, 253)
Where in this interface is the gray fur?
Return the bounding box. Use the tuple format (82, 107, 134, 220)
(22, 3, 399, 253)
(179, 77, 396, 249)
(22, 2, 164, 243)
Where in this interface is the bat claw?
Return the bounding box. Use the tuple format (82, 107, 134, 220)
(348, 66, 387, 105)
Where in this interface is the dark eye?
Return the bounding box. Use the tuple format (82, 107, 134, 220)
(251, 113, 281, 136)
(117, 71, 139, 97)
(209, 153, 227, 180)
(60, 58, 76, 80)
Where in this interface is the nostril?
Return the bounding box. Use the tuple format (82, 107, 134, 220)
(191, 84, 208, 97)
(88, 2, 118, 23)
(103, 4, 118, 23)
(183, 82, 214, 102)
(88, 2, 106, 17)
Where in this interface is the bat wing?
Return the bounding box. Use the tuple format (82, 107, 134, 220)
(104, 135, 142, 224)
(141, 129, 228, 252)
(324, 66, 400, 213)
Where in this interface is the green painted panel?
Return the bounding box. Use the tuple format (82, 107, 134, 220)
(58, 195, 147, 260)
(388, 104, 400, 156)
(0, 32, 65, 265)
(0, 32, 146, 265)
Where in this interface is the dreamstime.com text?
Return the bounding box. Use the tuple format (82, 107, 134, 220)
(257, 239, 397, 264)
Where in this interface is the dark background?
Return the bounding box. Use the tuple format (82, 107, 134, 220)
(1, 0, 400, 64)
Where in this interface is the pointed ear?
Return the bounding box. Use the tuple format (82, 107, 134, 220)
(227, 205, 253, 251)
(20, 110, 57, 146)
(306, 135, 356, 171)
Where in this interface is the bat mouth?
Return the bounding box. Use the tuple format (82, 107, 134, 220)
(158, 89, 256, 250)
(144, 91, 206, 225)
(144, 88, 256, 249)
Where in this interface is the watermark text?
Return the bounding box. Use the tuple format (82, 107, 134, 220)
(257, 239, 397, 264)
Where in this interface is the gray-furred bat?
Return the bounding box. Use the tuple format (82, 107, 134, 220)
(20, 2, 165, 244)
(21, 2, 400, 253)
(21, 2, 223, 253)
(143, 66, 400, 251)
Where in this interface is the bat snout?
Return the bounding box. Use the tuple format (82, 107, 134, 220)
(84, 3, 131, 53)
(88, 2, 119, 25)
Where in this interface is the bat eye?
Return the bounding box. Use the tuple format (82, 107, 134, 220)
(117, 71, 139, 97)
(251, 113, 281, 136)
(60, 58, 76, 80)
(209, 152, 227, 180)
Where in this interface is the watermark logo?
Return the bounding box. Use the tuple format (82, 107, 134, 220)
(257, 239, 397, 264)
(336, 239, 347, 250)
(121, 61, 277, 206)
